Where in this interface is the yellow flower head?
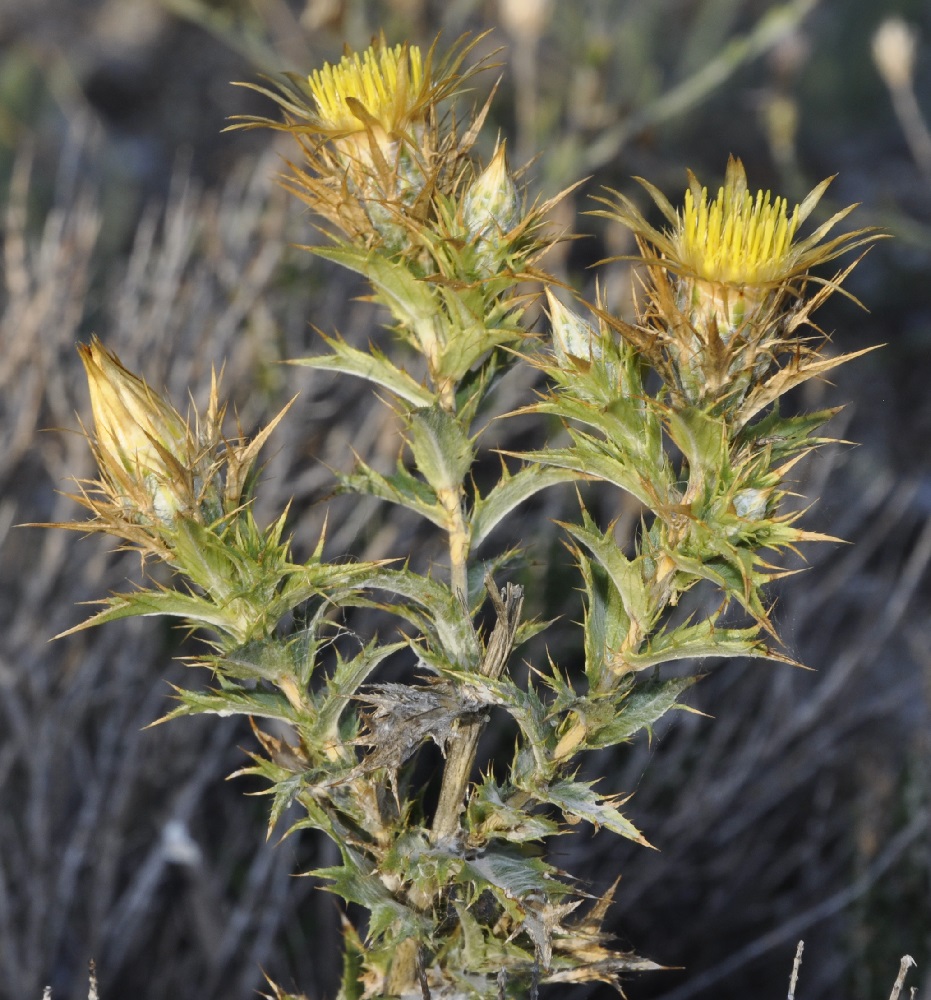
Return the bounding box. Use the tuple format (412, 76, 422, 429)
(595, 158, 878, 407)
(309, 41, 427, 138)
(232, 34, 487, 243)
(602, 156, 870, 295)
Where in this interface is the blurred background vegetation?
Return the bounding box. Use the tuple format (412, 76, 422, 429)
(1, 0, 929, 998)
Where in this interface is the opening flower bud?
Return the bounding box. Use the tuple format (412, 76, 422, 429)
(309, 41, 427, 153)
(79, 338, 197, 522)
(599, 156, 874, 405)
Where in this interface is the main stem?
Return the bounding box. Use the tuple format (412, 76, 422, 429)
(432, 484, 474, 842)
(388, 491, 473, 992)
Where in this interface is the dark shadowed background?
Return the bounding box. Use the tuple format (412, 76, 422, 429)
(1, 1, 929, 998)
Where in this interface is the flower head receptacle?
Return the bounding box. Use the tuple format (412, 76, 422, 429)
(598, 156, 877, 408)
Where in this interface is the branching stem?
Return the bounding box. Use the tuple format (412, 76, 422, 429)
(432, 575, 524, 842)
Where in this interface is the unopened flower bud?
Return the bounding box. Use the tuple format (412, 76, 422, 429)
(547, 288, 601, 365)
(733, 486, 771, 521)
(463, 142, 521, 241)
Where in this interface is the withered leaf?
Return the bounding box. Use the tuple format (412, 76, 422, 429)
(353, 679, 495, 786)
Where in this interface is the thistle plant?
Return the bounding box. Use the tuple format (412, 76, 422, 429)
(48, 34, 878, 1000)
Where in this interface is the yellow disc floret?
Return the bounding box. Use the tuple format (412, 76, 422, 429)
(677, 173, 801, 287)
(309, 42, 425, 135)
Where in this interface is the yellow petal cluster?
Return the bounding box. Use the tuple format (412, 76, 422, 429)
(309, 42, 426, 136)
(677, 179, 800, 287)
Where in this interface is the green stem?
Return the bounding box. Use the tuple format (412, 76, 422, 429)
(431, 481, 473, 841)
(445, 492, 470, 604)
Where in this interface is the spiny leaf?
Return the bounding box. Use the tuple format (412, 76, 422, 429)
(622, 620, 786, 671)
(467, 779, 561, 846)
(156, 686, 300, 726)
(312, 641, 405, 751)
(529, 778, 652, 847)
(472, 464, 583, 547)
(310, 847, 426, 943)
(408, 405, 474, 495)
(561, 509, 653, 642)
(311, 246, 438, 340)
(576, 550, 631, 689)
(515, 439, 658, 510)
(55, 585, 245, 641)
(464, 846, 574, 901)
(337, 461, 446, 528)
(350, 567, 481, 670)
(586, 676, 698, 747)
(292, 332, 433, 408)
(664, 406, 729, 508)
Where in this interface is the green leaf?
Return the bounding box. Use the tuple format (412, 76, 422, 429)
(668, 542, 771, 625)
(664, 407, 729, 509)
(212, 638, 298, 684)
(311, 847, 426, 943)
(586, 676, 697, 747)
(408, 405, 473, 495)
(467, 779, 561, 845)
(433, 284, 525, 382)
(463, 673, 555, 781)
(351, 567, 481, 671)
(529, 390, 665, 478)
(275, 559, 384, 619)
(576, 552, 630, 689)
(55, 585, 245, 641)
(737, 404, 840, 460)
(518, 438, 657, 510)
(454, 345, 516, 426)
(338, 920, 366, 1000)
(381, 832, 467, 903)
(472, 465, 582, 548)
(562, 509, 653, 643)
(292, 332, 433, 408)
(337, 460, 446, 528)
(530, 778, 651, 846)
(159, 686, 299, 725)
(312, 246, 437, 338)
(312, 641, 405, 750)
(623, 620, 778, 670)
(463, 846, 574, 901)
(237, 765, 307, 833)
